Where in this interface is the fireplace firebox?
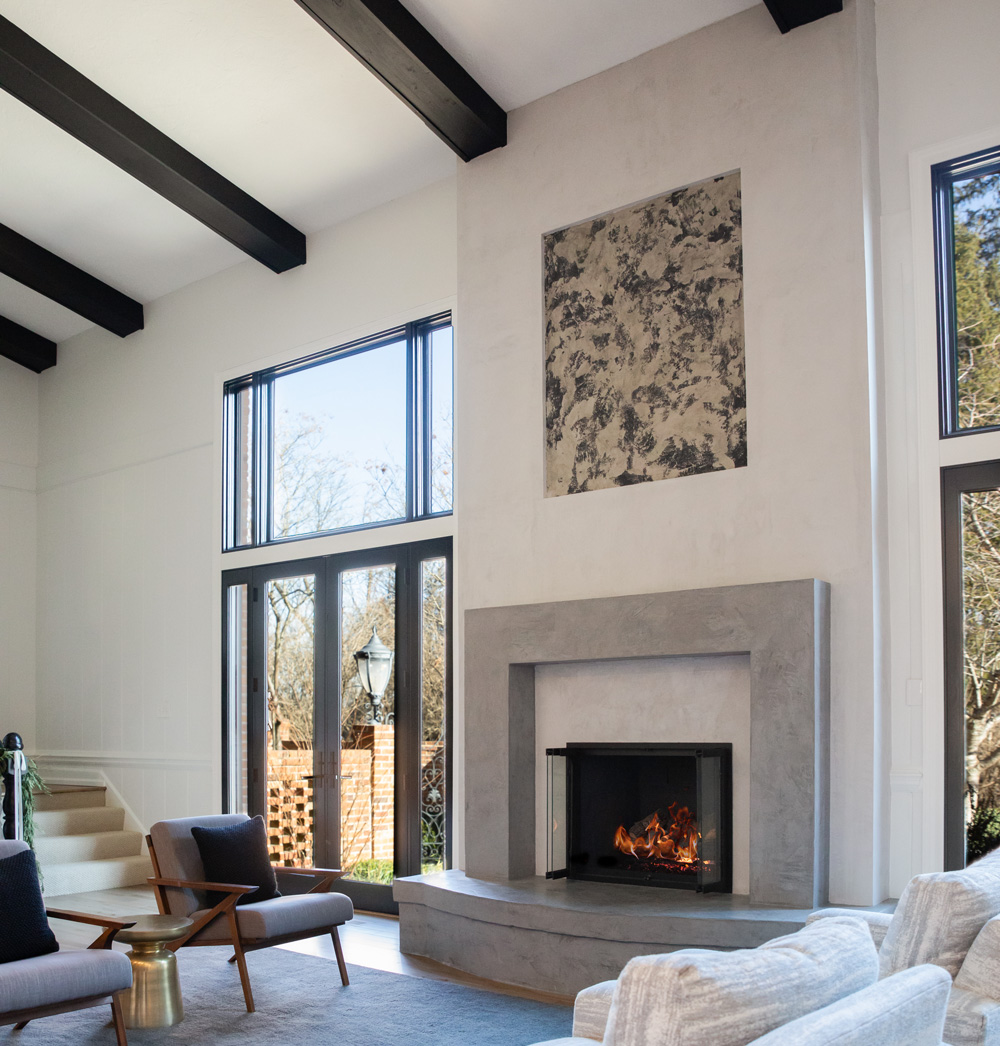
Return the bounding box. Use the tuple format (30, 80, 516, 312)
(546, 743, 732, 892)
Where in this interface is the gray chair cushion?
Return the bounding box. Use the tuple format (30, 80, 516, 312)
(0, 949, 132, 1013)
(0, 841, 29, 860)
(150, 814, 251, 917)
(747, 965, 952, 1046)
(189, 891, 354, 942)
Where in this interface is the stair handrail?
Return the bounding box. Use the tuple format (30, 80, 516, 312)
(1, 732, 26, 841)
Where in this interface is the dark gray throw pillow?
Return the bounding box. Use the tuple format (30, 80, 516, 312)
(191, 815, 281, 907)
(0, 848, 59, 964)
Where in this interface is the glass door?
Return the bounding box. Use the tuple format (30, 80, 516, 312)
(333, 558, 400, 912)
(223, 538, 451, 913)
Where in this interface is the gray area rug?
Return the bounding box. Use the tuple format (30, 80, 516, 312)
(6, 947, 572, 1045)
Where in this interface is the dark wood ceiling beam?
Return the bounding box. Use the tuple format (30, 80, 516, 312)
(0, 223, 143, 337)
(294, 0, 506, 162)
(763, 0, 843, 33)
(0, 14, 306, 273)
(0, 314, 57, 373)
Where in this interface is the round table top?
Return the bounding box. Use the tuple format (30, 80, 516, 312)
(117, 914, 193, 945)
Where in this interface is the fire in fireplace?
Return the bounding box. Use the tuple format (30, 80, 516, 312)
(546, 743, 732, 892)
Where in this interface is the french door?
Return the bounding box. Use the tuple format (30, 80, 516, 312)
(222, 537, 451, 913)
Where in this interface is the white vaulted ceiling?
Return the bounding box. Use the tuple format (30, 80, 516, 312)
(0, 0, 759, 345)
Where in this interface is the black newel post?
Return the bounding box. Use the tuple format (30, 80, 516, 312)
(1, 732, 24, 841)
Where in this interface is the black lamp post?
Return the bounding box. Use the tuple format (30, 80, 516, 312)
(353, 628, 394, 724)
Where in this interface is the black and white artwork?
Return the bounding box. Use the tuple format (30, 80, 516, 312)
(544, 171, 746, 497)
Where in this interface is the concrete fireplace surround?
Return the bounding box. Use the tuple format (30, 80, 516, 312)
(395, 579, 832, 993)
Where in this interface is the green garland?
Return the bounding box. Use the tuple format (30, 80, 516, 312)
(0, 746, 49, 850)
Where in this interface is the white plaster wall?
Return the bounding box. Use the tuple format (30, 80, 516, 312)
(534, 655, 751, 894)
(0, 356, 38, 748)
(33, 177, 458, 831)
(875, 0, 1000, 892)
(456, 3, 881, 904)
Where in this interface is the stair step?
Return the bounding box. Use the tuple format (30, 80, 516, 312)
(41, 855, 152, 898)
(34, 829, 143, 865)
(34, 786, 107, 812)
(34, 806, 124, 836)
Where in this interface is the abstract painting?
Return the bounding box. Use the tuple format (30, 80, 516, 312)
(544, 171, 745, 496)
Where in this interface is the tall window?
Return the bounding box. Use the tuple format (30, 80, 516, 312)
(936, 145, 1000, 867)
(223, 314, 452, 550)
(933, 146, 1000, 435)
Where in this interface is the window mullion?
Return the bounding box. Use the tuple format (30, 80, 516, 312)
(405, 321, 417, 521)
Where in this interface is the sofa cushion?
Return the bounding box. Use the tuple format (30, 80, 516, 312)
(0, 948, 131, 1013)
(603, 916, 878, 1046)
(530, 1040, 598, 1046)
(805, 908, 894, 951)
(0, 848, 58, 965)
(531, 1041, 601, 1046)
(956, 913, 1000, 1001)
(879, 862, 1000, 978)
(748, 965, 951, 1046)
(191, 814, 280, 906)
(944, 986, 1000, 1046)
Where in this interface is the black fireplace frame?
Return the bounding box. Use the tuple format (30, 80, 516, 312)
(546, 742, 733, 893)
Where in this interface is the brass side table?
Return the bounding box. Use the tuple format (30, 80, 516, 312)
(117, 914, 192, 1028)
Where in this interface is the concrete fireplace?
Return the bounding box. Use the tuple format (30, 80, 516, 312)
(395, 578, 831, 993)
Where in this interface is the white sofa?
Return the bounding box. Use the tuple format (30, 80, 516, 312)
(809, 849, 1000, 1046)
(530, 917, 953, 1046)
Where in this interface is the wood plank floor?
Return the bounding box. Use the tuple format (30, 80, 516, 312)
(45, 884, 573, 1006)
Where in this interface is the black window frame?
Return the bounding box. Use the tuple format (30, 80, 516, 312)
(933, 145, 1000, 439)
(222, 312, 453, 551)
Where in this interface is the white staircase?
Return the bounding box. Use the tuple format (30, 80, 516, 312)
(33, 785, 151, 897)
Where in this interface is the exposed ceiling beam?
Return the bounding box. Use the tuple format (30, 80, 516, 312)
(763, 0, 843, 33)
(0, 223, 143, 338)
(0, 14, 306, 273)
(294, 0, 506, 163)
(0, 314, 57, 373)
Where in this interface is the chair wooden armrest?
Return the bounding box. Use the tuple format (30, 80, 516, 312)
(147, 876, 258, 894)
(45, 909, 137, 949)
(273, 866, 345, 894)
(278, 866, 344, 878)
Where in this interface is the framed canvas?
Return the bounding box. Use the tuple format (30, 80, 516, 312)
(544, 171, 746, 496)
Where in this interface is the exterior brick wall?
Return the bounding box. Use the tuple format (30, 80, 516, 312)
(266, 746, 313, 866)
(265, 729, 446, 870)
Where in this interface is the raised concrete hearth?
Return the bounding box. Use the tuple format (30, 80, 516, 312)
(396, 579, 831, 994)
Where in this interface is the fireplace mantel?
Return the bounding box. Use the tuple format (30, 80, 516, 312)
(464, 579, 830, 908)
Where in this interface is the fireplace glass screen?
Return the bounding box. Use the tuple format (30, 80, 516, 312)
(546, 743, 732, 892)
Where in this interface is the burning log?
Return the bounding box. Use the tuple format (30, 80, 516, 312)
(614, 802, 700, 867)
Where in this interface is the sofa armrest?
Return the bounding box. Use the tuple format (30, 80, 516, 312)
(806, 908, 894, 951)
(748, 965, 952, 1046)
(572, 980, 616, 1041)
(945, 984, 1000, 1045)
